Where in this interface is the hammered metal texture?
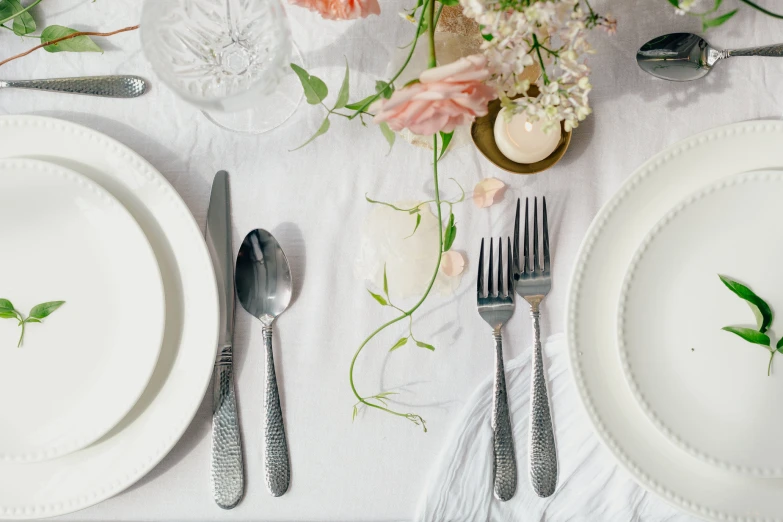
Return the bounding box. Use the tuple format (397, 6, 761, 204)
(729, 45, 783, 57)
(491, 331, 517, 501)
(211, 360, 244, 509)
(2, 76, 148, 98)
(528, 309, 557, 497)
(263, 327, 290, 497)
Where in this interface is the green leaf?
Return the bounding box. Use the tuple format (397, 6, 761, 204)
(405, 213, 422, 239)
(722, 326, 771, 347)
(383, 264, 389, 297)
(345, 94, 376, 112)
(443, 213, 457, 251)
(3, 0, 35, 36)
(334, 59, 350, 110)
(777, 337, 783, 352)
(416, 340, 435, 351)
(438, 0, 459, 5)
(389, 337, 408, 352)
(481, 32, 493, 42)
(375, 81, 394, 99)
(367, 289, 388, 306)
(352, 405, 358, 421)
(718, 275, 773, 333)
(0, 298, 14, 313)
(291, 116, 330, 151)
(376, 391, 398, 398)
(438, 131, 454, 161)
(703, 8, 738, 29)
(24, 318, 41, 323)
(667, 0, 680, 7)
(379, 122, 395, 153)
(289, 63, 328, 105)
(29, 301, 65, 319)
(0, 311, 17, 319)
(41, 26, 102, 53)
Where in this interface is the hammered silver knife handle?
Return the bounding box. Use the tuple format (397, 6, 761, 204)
(491, 330, 517, 501)
(262, 326, 290, 497)
(211, 352, 244, 509)
(0, 75, 148, 98)
(528, 307, 557, 497)
(728, 44, 783, 57)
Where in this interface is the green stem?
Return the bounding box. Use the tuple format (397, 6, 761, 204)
(17, 317, 25, 348)
(769, 350, 775, 376)
(532, 34, 550, 85)
(0, 0, 43, 27)
(348, 0, 431, 120)
(738, 0, 783, 19)
(426, 0, 436, 68)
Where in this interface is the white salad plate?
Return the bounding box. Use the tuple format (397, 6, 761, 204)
(0, 158, 165, 463)
(0, 116, 218, 519)
(568, 120, 783, 521)
(619, 170, 783, 476)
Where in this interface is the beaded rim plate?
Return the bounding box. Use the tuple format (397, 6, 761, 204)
(0, 116, 218, 519)
(567, 120, 783, 521)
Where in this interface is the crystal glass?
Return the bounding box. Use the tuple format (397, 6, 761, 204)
(141, 0, 303, 134)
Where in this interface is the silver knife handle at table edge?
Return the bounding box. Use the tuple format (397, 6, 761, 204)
(491, 330, 517, 502)
(211, 347, 244, 510)
(0, 76, 148, 98)
(262, 326, 290, 497)
(528, 307, 558, 497)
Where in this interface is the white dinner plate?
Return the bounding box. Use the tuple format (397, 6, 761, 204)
(0, 159, 165, 462)
(619, 170, 783, 476)
(0, 116, 218, 519)
(568, 120, 783, 521)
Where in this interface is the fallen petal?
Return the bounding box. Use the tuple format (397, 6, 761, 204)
(440, 250, 466, 277)
(473, 177, 506, 208)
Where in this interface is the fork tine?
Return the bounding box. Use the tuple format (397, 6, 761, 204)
(497, 237, 503, 297)
(533, 197, 540, 272)
(543, 196, 550, 274)
(523, 198, 530, 274)
(507, 237, 513, 296)
(513, 199, 520, 274)
(488, 238, 495, 296)
(477, 238, 485, 297)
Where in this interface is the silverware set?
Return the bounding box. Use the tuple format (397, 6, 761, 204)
(205, 171, 292, 509)
(477, 196, 557, 500)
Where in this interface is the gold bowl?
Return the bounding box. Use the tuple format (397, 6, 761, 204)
(471, 97, 572, 175)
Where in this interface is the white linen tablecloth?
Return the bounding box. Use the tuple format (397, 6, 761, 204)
(2, 0, 781, 520)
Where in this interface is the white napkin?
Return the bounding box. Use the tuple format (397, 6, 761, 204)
(414, 334, 698, 522)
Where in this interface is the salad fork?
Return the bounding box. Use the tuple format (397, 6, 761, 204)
(477, 237, 517, 502)
(514, 197, 557, 497)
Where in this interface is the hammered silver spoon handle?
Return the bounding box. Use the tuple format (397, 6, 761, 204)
(262, 326, 290, 497)
(0, 75, 148, 98)
(491, 330, 517, 501)
(211, 361, 244, 509)
(528, 307, 557, 497)
(727, 44, 783, 57)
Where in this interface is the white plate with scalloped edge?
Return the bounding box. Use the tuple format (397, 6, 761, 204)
(0, 116, 218, 519)
(618, 170, 783, 477)
(0, 158, 165, 463)
(568, 120, 783, 522)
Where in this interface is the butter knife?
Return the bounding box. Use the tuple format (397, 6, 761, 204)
(205, 171, 244, 509)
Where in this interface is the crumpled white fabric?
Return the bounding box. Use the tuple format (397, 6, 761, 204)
(414, 335, 698, 522)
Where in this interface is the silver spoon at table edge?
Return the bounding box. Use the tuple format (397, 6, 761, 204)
(637, 33, 783, 81)
(235, 229, 292, 497)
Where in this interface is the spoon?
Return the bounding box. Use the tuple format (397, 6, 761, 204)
(637, 33, 783, 81)
(0, 75, 148, 97)
(235, 229, 292, 497)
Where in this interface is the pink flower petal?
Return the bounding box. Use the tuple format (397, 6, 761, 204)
(473, 178, 506, 208)
(440, 250, 466, 277)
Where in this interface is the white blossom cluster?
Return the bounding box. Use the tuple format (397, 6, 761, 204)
(460, 0, 606, 133)
(673, 0, 701, 15)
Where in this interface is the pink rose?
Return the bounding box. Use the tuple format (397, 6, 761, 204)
(289, 0, 380, 20)
(372, 54, 496, 136)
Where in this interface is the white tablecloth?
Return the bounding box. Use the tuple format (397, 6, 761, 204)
(3, 0, 782, 520)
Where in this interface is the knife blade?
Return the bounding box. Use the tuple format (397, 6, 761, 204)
(205, 170, 244, 509)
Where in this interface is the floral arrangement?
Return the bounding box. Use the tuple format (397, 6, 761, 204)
(669, 0, 783, 30)
(290, 0, 612, 430)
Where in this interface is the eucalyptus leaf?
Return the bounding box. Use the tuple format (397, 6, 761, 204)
(368, 289, 388, 306)
(290, 63, 328, 105)
(703, 8, 738, 29)
(41, 26, 102, 53)
(438, 131, 454, 161)
(722, 326, 771, 347)
(718, 275, 773, 333)
(291, 116, 330, 151)
(389, 337, 408, 352)
(416, 340, 435, 351)
(379, 122, 395, 153)
(29, 301, 65, 319)
(334, 59, 350, 110)
(444, 213, 457, 251)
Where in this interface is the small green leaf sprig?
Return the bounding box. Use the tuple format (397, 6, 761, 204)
(0, 299, 64, 347)
(667, 0, 783, 31)
(719, 275, 783, 376)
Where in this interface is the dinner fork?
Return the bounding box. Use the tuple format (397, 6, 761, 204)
(514, 197, 557, 497)
(477, 237, 517, 502)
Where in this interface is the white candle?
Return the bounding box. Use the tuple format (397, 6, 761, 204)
(493, 108, 561, 164)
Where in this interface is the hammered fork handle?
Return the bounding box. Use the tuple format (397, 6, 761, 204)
(262, 326, 290, 497)
(529, 306, 557, 497)
(211, 354, 244, 509)
(491, 329, 517, 501)
(0, 75, 148, 98)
